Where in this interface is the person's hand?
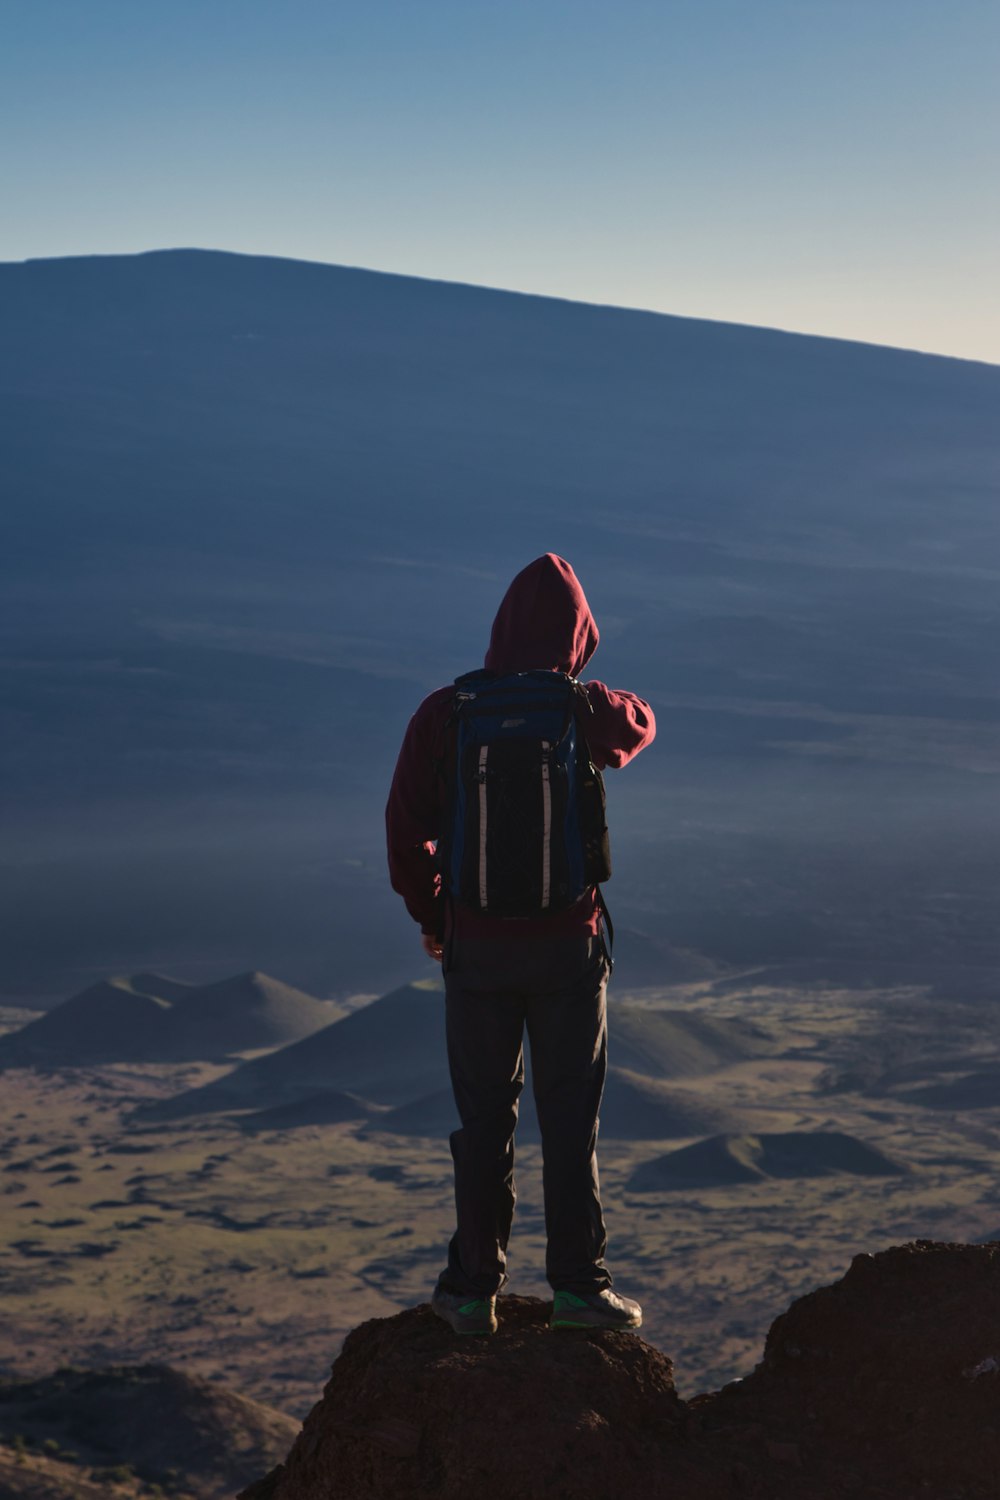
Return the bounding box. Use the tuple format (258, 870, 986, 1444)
(421, 933, 444, 963)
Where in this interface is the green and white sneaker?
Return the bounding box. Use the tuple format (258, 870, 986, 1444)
(550, 1288, 642, 1330)
(431, 1286, 498, 1336)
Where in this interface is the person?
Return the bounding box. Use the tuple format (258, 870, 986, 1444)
(385, 553, 656, 1335)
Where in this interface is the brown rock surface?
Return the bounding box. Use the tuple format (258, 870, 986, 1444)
(693, 1238, 1000, 1498)
(239, 1294, 712, 1500)
(242, 1241, 1000, 1500)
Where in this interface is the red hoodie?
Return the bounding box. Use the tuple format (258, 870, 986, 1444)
(385, 554, 655, 940)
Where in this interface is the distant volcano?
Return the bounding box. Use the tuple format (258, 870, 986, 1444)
(628, 1130, 905, 1190)
(3, 247, 999, 1000)
(366, 1066, 738, 1143)
(135, 988, 772, 1123)
(137, 979, 448, 1118)
(0, 970, 342, 1066)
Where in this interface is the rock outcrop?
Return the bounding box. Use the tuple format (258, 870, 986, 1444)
(0, 1364, 298, 1500)
(241, 1240, 1000, 1500)
(239, 1294, 701, 1500)
(695, 1237, 1000, 1498)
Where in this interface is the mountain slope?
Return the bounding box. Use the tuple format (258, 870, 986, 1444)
(166, 970, 344, 1053)
(239, 1089, 385, 1132)
(628, 1130, 905, 1190)
(609, 1006, 773, 1078)
(0, 1363, 298, 1500)
(0, 970, 340, 1066)
(136, 986, 772, 1122)
(3, 248, 999, 999)
(366, 1065, 738, 1142)
(0, 979, 174, 1065)
(138, 978, 447, 1117)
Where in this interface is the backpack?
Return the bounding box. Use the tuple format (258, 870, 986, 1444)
(436, 669, 612, 920)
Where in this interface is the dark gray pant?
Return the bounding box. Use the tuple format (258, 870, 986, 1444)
(439, 932, 613, 1298)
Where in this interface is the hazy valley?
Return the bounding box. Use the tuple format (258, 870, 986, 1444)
(3, 956, 1000, 1489)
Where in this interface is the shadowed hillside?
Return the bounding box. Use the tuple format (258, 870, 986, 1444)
(135, 988, 773, 1123)
(129, 972, 198, 1003)
(609, 1006, 773, 1078)
(0, 979, 174, 1066)
(0, 1364, 298, 1500)
(164, 971, 345, 1054)
(895, 1071, 1000, 1110)
(239, 1090, 386, 1132)
(0, 971, 342, 1066)
(366, 1066, 738, 1142)
(628, 1130, 905, 1191)
(137, 979, 448, 1118)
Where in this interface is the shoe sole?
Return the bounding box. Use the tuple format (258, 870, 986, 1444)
(432, 1306, 498, 1336)
(550, 1316, 642, 1331)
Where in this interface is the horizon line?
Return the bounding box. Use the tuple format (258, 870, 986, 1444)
(5, 244, 998, 373)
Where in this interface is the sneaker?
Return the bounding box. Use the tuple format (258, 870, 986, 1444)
(431, 1286, 498, 1336)
(550, 1288, 642, 1330)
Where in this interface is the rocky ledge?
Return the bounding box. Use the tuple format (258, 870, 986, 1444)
(242, 1240, 1000, 1500)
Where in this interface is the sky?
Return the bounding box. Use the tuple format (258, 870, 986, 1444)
(3, 0, 999, 363)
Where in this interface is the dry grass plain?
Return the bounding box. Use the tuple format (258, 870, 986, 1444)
(2, 975, 1000, 1417)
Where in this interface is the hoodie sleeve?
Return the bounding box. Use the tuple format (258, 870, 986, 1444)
(385, 690, 450, 935)
(582, 681, 656, 769)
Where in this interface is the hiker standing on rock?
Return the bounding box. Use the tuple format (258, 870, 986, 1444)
(386, 553, 655, 1335)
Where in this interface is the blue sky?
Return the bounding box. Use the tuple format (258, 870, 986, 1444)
(4, 0, 998, 361)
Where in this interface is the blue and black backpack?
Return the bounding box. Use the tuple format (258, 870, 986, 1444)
(436, 669, 612, 922)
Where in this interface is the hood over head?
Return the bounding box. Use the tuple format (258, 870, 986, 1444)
(484, 554, 599, 677)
